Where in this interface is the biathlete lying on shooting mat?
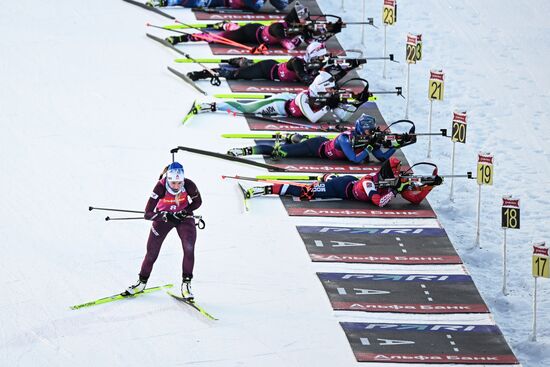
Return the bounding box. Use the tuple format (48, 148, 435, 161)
(186, 41, 366, 84)
(184, 71, 365, 124)
(187, 41, 328, 84)
(163, 3, 342, 52)
(242, 157, 443, 207)
(146, 0, 290, 12)
(226, 114, 415, 162)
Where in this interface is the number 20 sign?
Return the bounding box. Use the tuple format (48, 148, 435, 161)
(451, 111, 467, 144)
(477, 153, 494, 186)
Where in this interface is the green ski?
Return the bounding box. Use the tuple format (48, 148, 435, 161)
(167, 291, 218, 320)
(174, 57, 290, 64)
(221, 132, 337, 139)
(70, 284, 174, 310)
(238, 182, 251, 212)
(163, 20, 274, 30)
(213, 93, 274, 100)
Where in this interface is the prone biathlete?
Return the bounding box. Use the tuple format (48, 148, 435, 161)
(243, 157, 441, 207)
(188, 71, 357, 123)
(187, 41, 328, 84)
(146, 0, 289, 12)
(227, 114, 405, 162)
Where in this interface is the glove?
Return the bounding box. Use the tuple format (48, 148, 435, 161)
(433, 175, 443, 185)
(318, 173, 338, 182)
(173, 210, 189, 220)
(280, 36, 302, 51)
(326, 94, 340, 109)
(396, 179, 411, 193)
(161, 211, 180, 224)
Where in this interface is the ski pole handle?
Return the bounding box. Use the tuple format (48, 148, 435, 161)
(196, 218, 206, 230)
(90, 206, 144, 214)
(105, 216, 144, 221)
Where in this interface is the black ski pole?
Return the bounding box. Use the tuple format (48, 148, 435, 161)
(89, 206, 144, 214)
(105, 216, 144, 221)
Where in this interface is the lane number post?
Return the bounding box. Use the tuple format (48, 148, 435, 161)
(501, 196, 520, 295)
(382, 0, 397, 78)
(475, 152, 494, 247)
(532, 241, 548, 341)
(449, 111, 467, 200)
(427, 69, 444, 157)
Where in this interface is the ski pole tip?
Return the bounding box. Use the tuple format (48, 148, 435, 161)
(88, 206, 93, 211)
(105, 216, 111, 221)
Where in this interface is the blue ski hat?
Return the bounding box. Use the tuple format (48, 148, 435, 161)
(354, 114, 376, 135)
(166, 162, 184, 183)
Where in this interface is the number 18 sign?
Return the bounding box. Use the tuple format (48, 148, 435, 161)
(502, 196, 520, 229)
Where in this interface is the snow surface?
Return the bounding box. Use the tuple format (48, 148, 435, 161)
(0, 0, 548, 366)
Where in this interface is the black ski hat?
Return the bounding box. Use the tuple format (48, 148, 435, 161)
(268, 22, 286, 39)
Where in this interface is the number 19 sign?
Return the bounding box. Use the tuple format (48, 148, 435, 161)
(477, 153, 494, 186)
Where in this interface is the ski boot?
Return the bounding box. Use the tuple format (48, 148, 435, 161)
(284, 133, 304, 144)
(228, 57, 254, 68)
(181, 276, 194, 300)
(183, 99, 217, 124)
(245, 185, 273, 199)
(122, 275, 148, 296)
(166, 34, 191, 45)
(227, 147, 253, 157)
(146, 0, 167, 7)
(187, 69, 215, 81)
(270, 142, 287, 160)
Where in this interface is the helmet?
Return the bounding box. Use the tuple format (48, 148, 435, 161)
(268, 22, 286, 39)
(304, 41, 327, 63)
(379, 157, 402, 179)
(166, 162, 184, 183)
(308, 71, 336, 97)
(389, 157, 401, 176)
(354, 114, 376, 135)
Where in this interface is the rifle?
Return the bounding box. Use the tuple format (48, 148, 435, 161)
(350, 120, 447, 150)
(311, 77, 402, 108)
(285, 14, 375, 42)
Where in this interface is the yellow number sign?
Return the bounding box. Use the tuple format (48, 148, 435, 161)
(415, 34, 423, 61)
(501, 196, 520, 229)
(477, 153, 494, 186)
(406, 33, 417, 64)
(429, 70, 444, 100)
(451, 111, 467, 143)
(533, 243, 549, 278)
(383, 0, 397, 26)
